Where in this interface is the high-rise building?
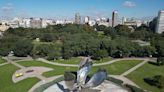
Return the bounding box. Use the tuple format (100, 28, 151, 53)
(75, 13, 81, 24)
(84, 16, 90, 24)
(112, 11, 119, 27)
(122, 17, 127, 25)
(30, 18, 42, 28)
(156, 10, 164, 34)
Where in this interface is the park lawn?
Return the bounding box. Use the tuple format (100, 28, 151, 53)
(53, 57, 81, 64)
(18, 60, 141, 77)
(32, 40, 54, 45)
(92, 60, 142, 75)
(97, 31, 104, 36)
(0, 57, 6, 64)
(53, 57, 113, 64)
(17, 60, 78, 77)
(93, 57, 113, 64)
(126, 63, 164, 92)
(0, 64, 39, 92)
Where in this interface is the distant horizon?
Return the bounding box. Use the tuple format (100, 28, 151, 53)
(0, 0, 163, 20)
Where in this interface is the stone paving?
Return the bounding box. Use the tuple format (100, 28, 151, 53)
(28, 75, 63, 92)
(44, 80, 128, 92)
(12, 66, 53, 83)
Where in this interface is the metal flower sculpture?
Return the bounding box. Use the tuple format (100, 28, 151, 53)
(64, 57, 107, 91)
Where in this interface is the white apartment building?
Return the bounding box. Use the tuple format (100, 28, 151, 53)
(156, 10, 164, 34)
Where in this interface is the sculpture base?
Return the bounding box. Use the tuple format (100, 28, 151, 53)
(43, 80, 128, 92)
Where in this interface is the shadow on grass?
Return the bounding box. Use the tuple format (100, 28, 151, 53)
(148, 61, 159, 66)
(144, 78, 156, 86)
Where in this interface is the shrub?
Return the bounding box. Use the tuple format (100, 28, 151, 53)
(106, 77, 123, 85)
(13, 39, 33, 57)
(125, 84, 144, 92)
(64, 72, 76, 81)
(157, 57, 164, 65)
(144, 75, 164, 89)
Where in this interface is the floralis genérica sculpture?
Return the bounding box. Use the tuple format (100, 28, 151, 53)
(64, 57, 107, 92)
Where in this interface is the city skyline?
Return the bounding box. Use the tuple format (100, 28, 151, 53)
(0, 0, 163, 20)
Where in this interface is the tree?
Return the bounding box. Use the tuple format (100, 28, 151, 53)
(136, 24, 151, 32)
(144, 75, 164, 89)
(92, 50, 108, 60)
(107, 37, 135, 58)
(157, 57, 164, 65)
(13, 39, 33, 57)
(47, 44, 61, 60)
(149, 17, 157, 32)
(0, 35, 20, 56)
(62, 43, 73, 59)
(133, 24, 154, 41)
(154, 40, 164, 57)
(115, 25, 131, 32)
(96, 25, 108, 31)
(0, 48, 10, 56)
(40, 33, 54, 42)
(114, 25, 131, 37)
(47, 51, 61, 60)
(143, 46, 156, 57)
(83, 24, 94, 32)
(130, 29, 154, 41)
(103, 27, 116, 38)
(31, 44, 52, 57)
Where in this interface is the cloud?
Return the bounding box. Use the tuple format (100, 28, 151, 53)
(123, 1, 136, 7)
(1, 3, 14, 12)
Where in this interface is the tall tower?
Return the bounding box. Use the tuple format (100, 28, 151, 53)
(75, 13, 81, 24)
(122, 17, 127, 25)
(156, 10, 164, 34)
(112, 11, 119, 27)
(84, 16, 90, 24)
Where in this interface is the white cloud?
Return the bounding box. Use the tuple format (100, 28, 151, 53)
(123, 1, 136, 7)
(1, 3, 14, 12)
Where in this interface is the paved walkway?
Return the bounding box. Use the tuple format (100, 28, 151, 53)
(7, 56, 33, 61)
(121, 59, 149, 76)
(3, 57, 26, 69)
(0, 56, 156, 92)
(2, 57, 49, 83)
(108, 59, 150, 88)
(37, 57, 155, 67)
(0, 62, 9, 66)
(28, 75, 63, 92)
(37, 58, 78, 67)
(108, 75, 139, 88)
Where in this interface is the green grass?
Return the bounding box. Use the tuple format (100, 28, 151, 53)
(93, 57, 113, 64)
(0, 57, 6, 64)
(17, 60, 77, 77)
(97, 31, 104, 36)
(32, 40, 54, 45)
(92, 60, 142, 75)
(53, 57, 113, 64)
(127, 62, 164, 92)
(18, 60, 142, 77)
(0, 64, 40, 92)
(53, 57, 81, 64)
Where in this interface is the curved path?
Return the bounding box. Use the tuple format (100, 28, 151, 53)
(0, 57, 157, 92)
(37, 57, 155, 67)
(0, 62, 9, 66)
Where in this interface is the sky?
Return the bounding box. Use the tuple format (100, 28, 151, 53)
(0, 0, 163, 20)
